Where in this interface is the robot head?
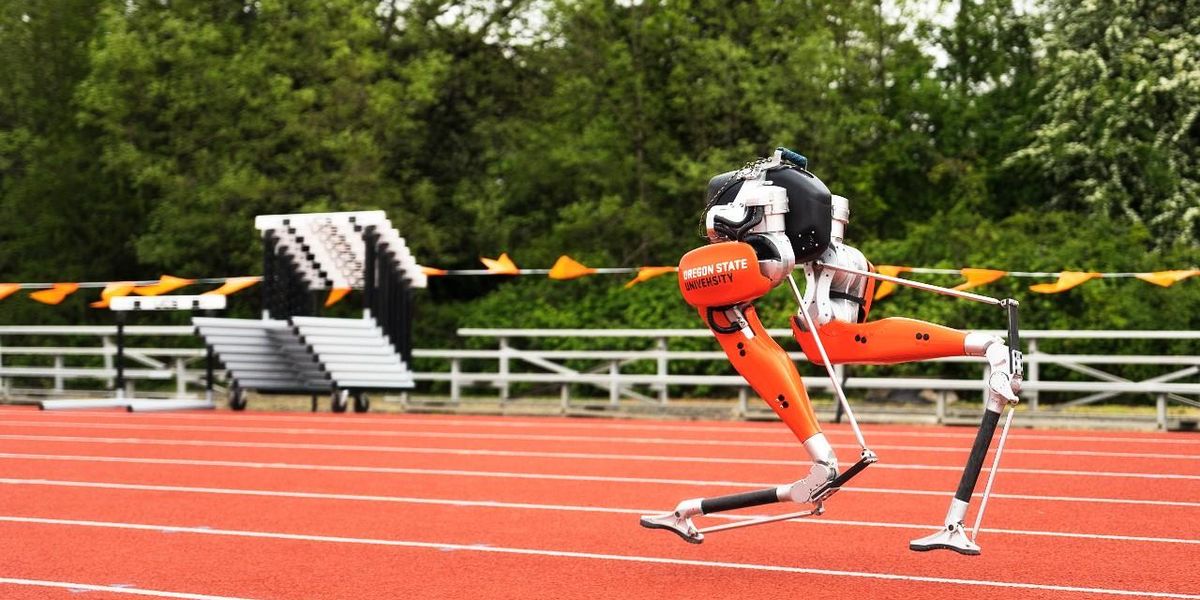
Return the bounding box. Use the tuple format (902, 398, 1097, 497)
(705, 162, 833, 263)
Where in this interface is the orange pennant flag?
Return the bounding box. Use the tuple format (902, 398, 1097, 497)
(0, 283, 20, 301)
(89, 281, 136, 308)
(203, 276, 260, 296)
(1029, 271, 1102, 293)
(624, 266, 677, 289)
(324, 287, 352, 307)
(420, 266, 448, 277)
(1135, 269, 1200, 288)
(548, 255, 597, 280)
(480, 253, 520, 275)
(30, 283, 80, 305)
(954, 268, 1007, 291)
(872, 266, 911, 300)
(133, 275, 194, 296)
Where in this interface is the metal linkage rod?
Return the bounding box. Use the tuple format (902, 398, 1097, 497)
(698, 507, 821, 535)
(788, 275, 870, 451)
(972, 405, 1016, 539)
(815, 262, 1004, 306)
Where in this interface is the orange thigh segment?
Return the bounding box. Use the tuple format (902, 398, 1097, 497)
(792, 317, 968, 365)
(705, 306, 821, 443)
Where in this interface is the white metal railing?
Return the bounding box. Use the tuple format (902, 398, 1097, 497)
(0, 326, 206, 398)
(0, 325, 1196, 427)
(448, 328, 1200, 408)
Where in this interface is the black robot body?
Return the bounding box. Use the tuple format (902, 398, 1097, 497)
(705, 165, 833, 263)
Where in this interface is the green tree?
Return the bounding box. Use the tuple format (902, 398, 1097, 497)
(0, 0, 135, 323)
(1008, 0, 1200, 244)
(375, 0, 543, 265)
(473, 0, 950, 271)
(922, 0, 1044, 218)
(76, 0, 442, 277)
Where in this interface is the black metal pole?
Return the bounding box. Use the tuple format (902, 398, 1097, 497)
(204, 307, 215, 402)
(395, 265, 408, 356)
(402, 283, 414, 364)
(205, 344, 214, 399)
(390, 258, 401, 353)
(380, 246, 394, 344)
(363, 227, 376, 318)
(115, 311, 126, 398)
(261, 232, 274, 319)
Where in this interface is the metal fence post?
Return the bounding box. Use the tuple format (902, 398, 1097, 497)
(53, 355, 64, 392)
(1156, 394, 1167, 430)
(498, 337, 510, 402)
(560, 384, 570, 412)
(1027, 338, 1040, 411)
(450, 358, 461, 403)
(936, 391, 946, 424)
(101, 336, 114, 388)
(738, 387, 748, 415)
(609, 361, 619, 406)
(175, 358, 187, 398)
(656, 337, 669, 404)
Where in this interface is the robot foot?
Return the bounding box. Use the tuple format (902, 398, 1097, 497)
(639, 498, 704, 544)
(909, 521, 981, 555)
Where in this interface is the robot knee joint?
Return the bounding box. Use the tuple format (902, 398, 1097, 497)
(964, 332, 1006, 357)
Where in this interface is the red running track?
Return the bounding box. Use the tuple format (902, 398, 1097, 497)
(0, 406, 1197, 599)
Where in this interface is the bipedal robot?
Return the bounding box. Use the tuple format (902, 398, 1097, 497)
(639, 148, 1024, 555)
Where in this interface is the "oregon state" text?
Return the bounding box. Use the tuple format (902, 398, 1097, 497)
(682, 258, 749, 291)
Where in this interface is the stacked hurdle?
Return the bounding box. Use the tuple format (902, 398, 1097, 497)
(194, 211, 425, 412)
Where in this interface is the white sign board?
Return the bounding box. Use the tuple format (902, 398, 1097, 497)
(110, 295, 227, 312)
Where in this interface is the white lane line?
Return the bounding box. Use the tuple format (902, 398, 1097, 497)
(2, 453, 1198, 509)
(0, 515, 1196, 599)
(1, 435, 1197, 484)
(0, 577, 254, 599)
(2, 434, 1197, 482)
(10, 409, 1199, 446)
(2, 420, 1197, 461)
(2, 477, 1198, 546)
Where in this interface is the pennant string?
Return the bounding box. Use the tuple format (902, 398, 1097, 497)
(0, 260, 1192, 308)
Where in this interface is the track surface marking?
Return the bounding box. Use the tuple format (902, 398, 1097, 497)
(0, 577, 254, 599)
(1, 407, 1197, 599)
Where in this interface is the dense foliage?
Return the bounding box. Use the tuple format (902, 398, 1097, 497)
(0, 0, 1197, 341)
